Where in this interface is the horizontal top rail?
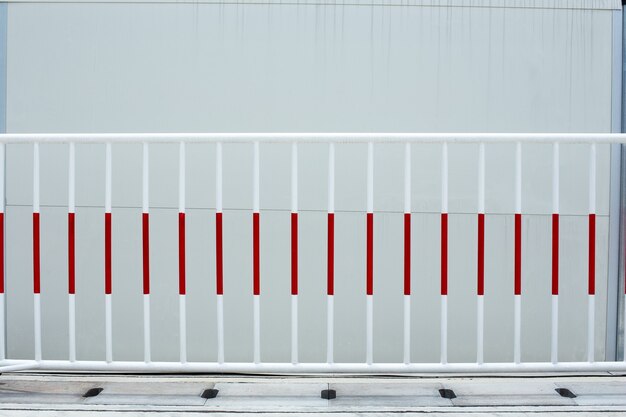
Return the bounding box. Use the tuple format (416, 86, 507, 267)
(1, 132, 626, 144)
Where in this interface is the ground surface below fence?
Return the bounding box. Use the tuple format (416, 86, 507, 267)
(1, 373, 626, 416)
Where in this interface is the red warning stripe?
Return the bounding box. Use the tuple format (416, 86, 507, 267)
(216, 212, 223, 295)
(477, 213, 484, 296)
(68, 213, 75, 295)
(441, 213, 448, 296)
(552, 213, 559, 296)
(515, 213, 522, 295)
(33, 213, 40, 294)
(366, 213, 373, 295)
(404, 213, 411, 296)
(253, 212, 260, 295)
(327, 213, 334, 296)
(142, 213, 150, 295)
(291, 213, 298, 295)
(178, 212, 186, 295)
(589, 213, 595, 295)
(105, 213, 111, 295)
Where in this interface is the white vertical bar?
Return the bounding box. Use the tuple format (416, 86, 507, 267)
(478, 143, 485, 214)
(105, 143, 111, 213)
(253, 294, 260, 364)
(142, 143, 149, 214)
(33, 143, 41, 362)
(69, 295, 76, 362)
(216, 142, 224, 364)
(514, 142, 521, 364)
(105, 294, 112, 363)
(367, 142, 373, 213)
(440, 294, 447, 365)
(587, 294, 595, 363)
(441, 142, 448, 213)
(69, 143, 75, 213)
(404, 142, 411, 365)
(216, 143, 223, 213)
(403, 295, 410, 365)
(551, 142, 559, 365)
(366, 294, 373, 365)
(623, 294, 626, 362)
(143, 294, 150, 363)
(179, 294, 187, 364)
(253, 142, 259, 213)
(404, 143, 411, 214)
(34, 293, 41, 361)
(327, 143, 334, 365)
(441, 142, 448, 365)
(366, 142, 373, 365)
(589, 143, 596, 214)
(551, 294, 559, 364)
(217, 294, 224, 364)
(515, 142, 522, 214)
(477, 142, 485, 365)
(179, 142, 185, 214)
(477, 295, 484, 365)
(588, 143, 596, 364)
(327, 295, 334, 364)
(328, 143, 335, 214)
(291, 294, 298, 364)
(514, 294, 521, 364)
(33, 143, 40, 213)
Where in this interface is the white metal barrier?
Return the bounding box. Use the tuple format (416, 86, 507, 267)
(0, 132, 623, 374)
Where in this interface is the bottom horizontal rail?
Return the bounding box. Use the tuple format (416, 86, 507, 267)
(3, 360, 626, 374)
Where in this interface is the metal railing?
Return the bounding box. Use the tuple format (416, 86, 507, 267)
(0, 132, 623, 373)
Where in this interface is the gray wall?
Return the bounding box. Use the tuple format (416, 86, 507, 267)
(2, 0, 620, 363)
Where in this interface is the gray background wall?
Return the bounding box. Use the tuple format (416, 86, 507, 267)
(0, 0, 620, 363)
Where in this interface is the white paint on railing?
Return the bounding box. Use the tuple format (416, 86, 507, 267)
(291, 294, 298, 365)
(105, 294, 112, 363)
(403, 295, 410, 365)
(551, 294, 559, 364)
(253, 294, 260, 364)
(326, 295, 333, 364)
(514, 294, 521, 364)
(143, 294, 151, 364)
(34, 294, 41, 362)
(105, 143, 111, 213)
(68, 294, 76, 362)
(142, 143, 149, 214)
(440, 294, 447, 365)
(217, 295, 224, 364)
(179, 294, 187, 364)
(587, 294, 595, 363)
(5, 132, 626, 144)
(366, 294, 373, 365)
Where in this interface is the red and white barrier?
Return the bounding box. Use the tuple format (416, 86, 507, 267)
(3, 133, 625, 375)
(142, 143, 151, 363)
(68, 143, 76, 362)
(179, 142, 187, 364)
(327, 143, 335, 365)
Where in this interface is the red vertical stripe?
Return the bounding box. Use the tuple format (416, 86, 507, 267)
(142, 213, 150, 295)
(477, 213, 485, 296)
(552, 213, 559, 295)
(216, 212, 223, 295)
(588, 213, 595, 295)
(291, 213, 298, 295)
(178, 213, 186, 295)
(366, 213, 373, 295)
(253, 212, 260, 295)
(327, 213, 334, 296)
(0, 212, 4, 294)
(33, 213, 40, 294)
(404, 213, 411, 296)
(441, 213, 448, 296)
(515, 213, 522, 295)
(105, 212, 111, 294)
(68, 213, 75, 294)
